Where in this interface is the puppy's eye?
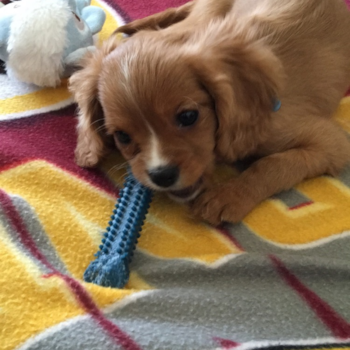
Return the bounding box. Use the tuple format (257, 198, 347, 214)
(176, 110, 199, 127)
(115, 131, 132, 144)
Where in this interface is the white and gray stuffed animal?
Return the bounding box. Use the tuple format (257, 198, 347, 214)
(0, 0, 106, 87)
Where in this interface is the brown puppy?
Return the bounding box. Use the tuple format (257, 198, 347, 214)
(69, 0, 350, 225)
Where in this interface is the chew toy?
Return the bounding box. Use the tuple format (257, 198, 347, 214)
(84, 170, 153, 288)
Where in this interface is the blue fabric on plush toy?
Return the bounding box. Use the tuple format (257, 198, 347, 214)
(0, 0, 106, 87)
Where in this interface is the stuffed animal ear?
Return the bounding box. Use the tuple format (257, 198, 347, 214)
(82, 6, 106, 35)
(75, 0, 90, 14)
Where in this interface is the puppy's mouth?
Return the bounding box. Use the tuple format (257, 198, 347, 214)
(168, 177, 203, 202)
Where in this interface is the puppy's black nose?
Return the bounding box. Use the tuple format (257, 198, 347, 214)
(148, 166, 179, 188)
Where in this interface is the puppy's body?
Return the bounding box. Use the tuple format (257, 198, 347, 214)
(70, 0, 350, 225)
(223, 0, 350, 159)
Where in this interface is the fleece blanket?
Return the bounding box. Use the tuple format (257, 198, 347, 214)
(1, 1, 350, 349)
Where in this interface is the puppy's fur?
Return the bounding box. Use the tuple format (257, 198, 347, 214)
(69, 0, 350, 225)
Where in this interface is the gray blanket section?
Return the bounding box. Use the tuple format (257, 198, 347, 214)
(19, 248, 350, 350)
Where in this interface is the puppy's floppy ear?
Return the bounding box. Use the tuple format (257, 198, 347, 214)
(190, 40, 284, 159)
(69, 37, 121, 168)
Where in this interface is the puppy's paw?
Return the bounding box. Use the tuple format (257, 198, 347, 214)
(191, 182, 255, 226)
(74, 131, 108, 168)
(75, 139, 104, 168)
(75, 147, 100, 168)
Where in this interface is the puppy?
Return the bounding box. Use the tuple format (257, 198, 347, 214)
(69, 0, 350, 225)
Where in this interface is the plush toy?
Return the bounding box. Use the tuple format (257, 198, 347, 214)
(0, 0, 106, 87)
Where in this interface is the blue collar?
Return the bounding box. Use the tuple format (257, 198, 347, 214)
(273, 99, 281, 112)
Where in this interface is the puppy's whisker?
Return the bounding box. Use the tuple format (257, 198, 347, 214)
(95, 125, 108, 134)
(89, 118, 104, 128)
(94, 123, 116, 136)
(116, 171, 128, 185)
(107, 164, 128, 176)
(107, 162, 128, 177)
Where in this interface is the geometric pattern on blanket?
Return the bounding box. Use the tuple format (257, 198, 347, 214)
(1, 1, 350, 350)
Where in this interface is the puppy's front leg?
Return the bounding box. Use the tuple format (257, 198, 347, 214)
(192, 123, 350, 225)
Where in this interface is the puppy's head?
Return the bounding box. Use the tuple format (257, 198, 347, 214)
(99, 33, 217, 201)
(72, 29, 283, 201)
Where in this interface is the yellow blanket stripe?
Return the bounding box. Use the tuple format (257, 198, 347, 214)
(0, 225, 85, 350)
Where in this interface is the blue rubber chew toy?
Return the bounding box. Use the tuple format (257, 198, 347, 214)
(84, 170, 153, 288)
